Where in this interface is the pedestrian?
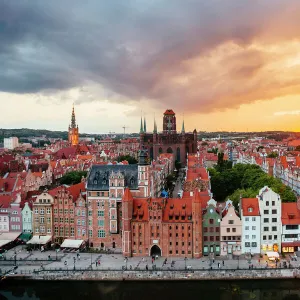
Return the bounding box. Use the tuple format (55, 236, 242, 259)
(146, 264, 148, 271)
(213, 259, 214, 264)
(77, 253, 79, 258)
(98, 260, 101, 266)
(218, 263, 220, 269)
(142, 257, 144, 262)
(249, 265, 250, 270)
(78, 254, 80, 260)
(222, 260, 224, 266)
(152, 258, 154, 264)
(96, 261, 98, 267)
(41, 263, 43, 269)
(258, 258, 260, 264)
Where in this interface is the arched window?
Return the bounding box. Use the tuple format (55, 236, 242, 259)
(167, 147, 173, 153)
(159, 147, 163, 154)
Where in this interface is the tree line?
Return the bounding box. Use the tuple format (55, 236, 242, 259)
(208, 154, 297, 208)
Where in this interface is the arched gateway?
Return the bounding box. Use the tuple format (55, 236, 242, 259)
(150, 245, 162, 257)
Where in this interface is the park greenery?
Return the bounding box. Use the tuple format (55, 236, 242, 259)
(60, 171, 87, 185)
(208, 153, 297, 208)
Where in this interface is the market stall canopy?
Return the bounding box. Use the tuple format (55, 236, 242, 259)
(60, 239, 84, 249)
(27, 235, 52, 245)
(0, 232, 21, 247)
(19, 232, 32, 242)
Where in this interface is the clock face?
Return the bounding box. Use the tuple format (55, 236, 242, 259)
(210, 209, 213, 213)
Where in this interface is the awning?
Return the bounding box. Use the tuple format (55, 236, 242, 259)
(19, 232, 32, 242)
(282, 241, 300, 247)
(60, 239, 84, 249)
(27, 235, 52, 245)
(266, 251, 279, 258)
(0, 232, 21, 248)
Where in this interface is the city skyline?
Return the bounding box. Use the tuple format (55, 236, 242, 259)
(1, 1, 300, 133)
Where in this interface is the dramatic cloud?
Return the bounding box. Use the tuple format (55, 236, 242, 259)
(1, 0, 300, 113)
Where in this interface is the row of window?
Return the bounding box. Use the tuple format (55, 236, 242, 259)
(0, 217, 8, 222)
(87, 210, 105, 217)
(262, 235, 278, 240)
(263, 226, 278, 232)
(245, 235, 257, 239)
(54, 209, 74, 214)
(263, 218, 278, 223)
(263, 209, 277, 215)
(245, 217, 256, 221)
(245, 242, 257, 247)
(10, 217, 20, 222)
(11, 225, 20, 230)
(204, 227, 220, 233)
(169, 250, 192, 255)
(34, 208, 51, 214)
(35, 227, 51, 233)
(204, 236, 220, 242)
(35, 217, 51, 224)
(222, 236, 241, 241)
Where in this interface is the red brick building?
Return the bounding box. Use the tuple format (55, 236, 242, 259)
(122, 188, 204, 258)
(49, 182, 86, 244)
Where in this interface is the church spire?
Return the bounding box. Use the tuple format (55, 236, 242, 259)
(144, 117, 147, 133)
(140, 117, 144, 133)
(181, 119, 185, 133)
(153, 116, 157, 134)
(71, 103, 76, 128)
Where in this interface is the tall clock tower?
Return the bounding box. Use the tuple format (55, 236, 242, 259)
(68, 104, 79, 146)
(162, 109, 176, 134)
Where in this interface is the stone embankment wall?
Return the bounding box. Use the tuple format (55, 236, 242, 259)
(21, 269, 300, 281)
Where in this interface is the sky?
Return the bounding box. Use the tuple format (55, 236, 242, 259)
(1, 0, 300, 134)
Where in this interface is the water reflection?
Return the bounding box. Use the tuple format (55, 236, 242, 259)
(0, 279, 300, 300)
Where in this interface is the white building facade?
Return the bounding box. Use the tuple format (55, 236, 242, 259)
(258, 186, 282, 253)
(240, 197, 261, 254)
(4, 137, 19, 150)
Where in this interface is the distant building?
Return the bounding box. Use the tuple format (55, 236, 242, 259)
(68, 104, 79, 146)
(4, 137, 19, 150)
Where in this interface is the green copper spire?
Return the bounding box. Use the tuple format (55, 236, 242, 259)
(140, 117, 144, 133)
(144, 117, 146, 133)
(181, 119, 185, 133)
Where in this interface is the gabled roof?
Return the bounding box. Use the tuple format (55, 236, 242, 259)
(282, 202, 300, 225)
(87, 164, 138, 191)
(241, 198, 260, 216)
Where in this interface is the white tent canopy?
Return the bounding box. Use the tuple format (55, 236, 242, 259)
(60, 239, 84, 249)
(266, 251, 279, 259)
(27, 235, 52, 245)
(0, 232, 21, 248)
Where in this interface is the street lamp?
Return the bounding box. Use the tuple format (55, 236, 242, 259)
(14, 249, 17, 267)
(184, 257, 187, 270)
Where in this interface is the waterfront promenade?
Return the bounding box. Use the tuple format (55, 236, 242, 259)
(1, 245, 300, 281)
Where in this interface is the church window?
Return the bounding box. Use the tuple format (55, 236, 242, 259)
(94, 180, 98, 184)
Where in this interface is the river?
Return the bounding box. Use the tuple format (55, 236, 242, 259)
(0, 279, 300, 300)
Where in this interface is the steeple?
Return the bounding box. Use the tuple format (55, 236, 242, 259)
(144, 117, 147, 133)
(153, 117, 157, 134)
(71, 104, 76, 128)
(181, 119, 185, 133)
(140, 117, 144, 133)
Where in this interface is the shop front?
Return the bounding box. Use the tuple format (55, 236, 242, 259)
(261, 243, 279, 253)
(281, 242, 300, 253)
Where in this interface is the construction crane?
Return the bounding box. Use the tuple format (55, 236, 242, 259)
(122, 125, 129, 137)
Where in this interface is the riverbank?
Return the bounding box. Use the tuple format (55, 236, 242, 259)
(5, 268, 300, 281)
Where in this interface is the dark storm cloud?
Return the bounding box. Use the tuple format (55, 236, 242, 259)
(1, 0, 300, 111)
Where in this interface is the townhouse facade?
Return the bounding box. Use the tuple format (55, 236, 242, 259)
(21, 202, 33, 233)
(240, 197, 261, 254)
(220, 201, 242, 256)
(202, 198, 221, 256)
(258, 186, 282, 253)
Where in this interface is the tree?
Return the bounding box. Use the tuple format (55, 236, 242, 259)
(175, 160, 182, 171)
(116, 155, 138, 164)
(257, 146, 264, 152)
(267, 152, 278, 158)
(60, 171, 87, 185)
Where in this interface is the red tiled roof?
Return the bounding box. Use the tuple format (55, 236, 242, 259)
(67, 182, 86, 200)
(241, 198, 260, 216)
(0, 178, 17, 193)
(0, 195, 13, 208)
(281, 203, 300, 225)
(123, 188, 133, 202)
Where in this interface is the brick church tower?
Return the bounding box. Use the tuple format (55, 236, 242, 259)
(140, 109, 197, 165)
(122, 188, 133, 257)
(68, 104, 79, 146)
